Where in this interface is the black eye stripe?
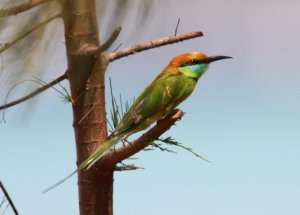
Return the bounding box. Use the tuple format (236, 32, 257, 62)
(184, 59, 203, 66)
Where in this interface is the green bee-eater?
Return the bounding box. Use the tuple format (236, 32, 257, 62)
(44, 52, 231, 192)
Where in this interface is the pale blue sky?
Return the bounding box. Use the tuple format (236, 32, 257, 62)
(1, 0, 300, 214)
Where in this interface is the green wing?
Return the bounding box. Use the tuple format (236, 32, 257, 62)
(113, 70, 197, 137)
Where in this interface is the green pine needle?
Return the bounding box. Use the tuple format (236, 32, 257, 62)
(147, 141, 177, 154)
(157, 137, 212, 163)
(116, 163, 144, 171)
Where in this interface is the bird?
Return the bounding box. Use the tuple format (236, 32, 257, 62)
(43, 52, 231, 193)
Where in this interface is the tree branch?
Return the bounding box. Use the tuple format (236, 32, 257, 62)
(75, 27, 122, 55)
(0, 180, 19, 215)
(0, 13, 61, 54)
(0, 73, 67, 111)
(106, 31, 203, 62)
(0, 0, 52, 17)
(101, 109, 185, 166)
(98, 26, 122, 53)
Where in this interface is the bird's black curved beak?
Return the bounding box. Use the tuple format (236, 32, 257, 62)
(206, 55, 232, 63)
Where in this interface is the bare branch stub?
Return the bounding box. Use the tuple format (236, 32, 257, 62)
(106, 31, 203, 62)
(114, 165, 143, 171)
(0, 0, 52, 17)
(101, 109, 185, 166)
(97, 26, 122, 54)
(0, 73, 67, 111)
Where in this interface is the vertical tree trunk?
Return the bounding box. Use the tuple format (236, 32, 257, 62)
(61, 1, 113, 214)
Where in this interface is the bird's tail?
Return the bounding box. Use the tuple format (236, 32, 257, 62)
(78, 135, 121, 170)
(42, 135, 122, 193)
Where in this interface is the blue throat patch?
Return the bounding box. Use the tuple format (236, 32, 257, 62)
(179, 64, 209, 79)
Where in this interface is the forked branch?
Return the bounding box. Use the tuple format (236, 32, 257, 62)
(0, 73, 67, 111)
(106, 31, 203, 62)
(0, 0, 52, 17)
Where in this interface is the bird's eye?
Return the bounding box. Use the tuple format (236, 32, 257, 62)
(185, 59, 199, 66)
(186, 60, 194, 65)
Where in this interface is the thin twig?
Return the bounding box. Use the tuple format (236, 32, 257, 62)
(0, 73, 67, 111)
(1, 203, 9, 215)
(174, 18, 181, 36)
(0, 181, 19, 215)
(106, 31, 203, 62)
(0, 13, 61, 54)
(0, 0, 52, 17)
(0, 196, 6, 208)
(33, 76, 72, 103)
(1, 79, 49, 123)
(115, 164, 144, 171)
(112, 43, 123, 52)
(78, 104, 96, 124)
(0, 51, 3, 74)
(101, 109, 185, 165)
(114, 167, 142, 171)
(109, 77, 119, 128)
(33, 76, 67, 98)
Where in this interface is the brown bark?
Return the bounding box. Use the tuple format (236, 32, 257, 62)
(61, 1, 113, 214)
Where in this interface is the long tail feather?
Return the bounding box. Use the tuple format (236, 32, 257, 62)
(42, 135, 122, 194)
(81, 135, 121, 170)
